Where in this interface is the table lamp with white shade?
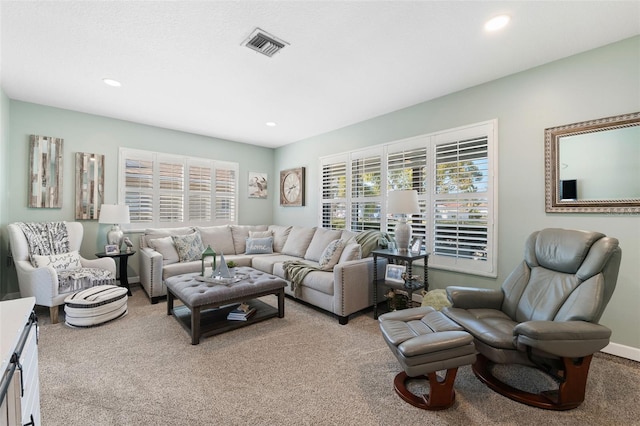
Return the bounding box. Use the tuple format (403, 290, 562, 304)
(99, 204, 130, 249)
(387, 190, 420, 252)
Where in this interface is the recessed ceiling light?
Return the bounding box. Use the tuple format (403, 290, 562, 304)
(265, 121, 277, 127)
(102, 78, 122, 87)
(484, 14, 511, 32)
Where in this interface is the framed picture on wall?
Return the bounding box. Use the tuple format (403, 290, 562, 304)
(248, 172, 268, 199)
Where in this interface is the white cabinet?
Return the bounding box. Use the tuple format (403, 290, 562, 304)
(0, 298, 40, 426)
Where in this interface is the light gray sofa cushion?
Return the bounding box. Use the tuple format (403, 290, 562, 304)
(339, 243, 362, 263)
(268, 225, 292, 252)
(197, 225, 236, 255)
(141, 226, 194, 248)
(231, 225, 269, 254)
(304, 228, 342, 261)
(148, 236, 180, 265)
(281, 226, 316, 257)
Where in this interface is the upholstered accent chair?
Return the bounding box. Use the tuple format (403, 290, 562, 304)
(8, 221, 117, 324)
(443, 228, 621, 410)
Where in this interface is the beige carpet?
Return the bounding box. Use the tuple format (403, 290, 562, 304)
(36, 286, 640, 425)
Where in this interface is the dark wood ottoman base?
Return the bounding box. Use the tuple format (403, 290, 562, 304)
(166, 267, 286, 344)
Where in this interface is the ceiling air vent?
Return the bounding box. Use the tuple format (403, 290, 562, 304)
(242, 28, 288, 57)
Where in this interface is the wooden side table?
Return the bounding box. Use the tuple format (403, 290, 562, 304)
(372, 248, 429, 319)
(96, 250, 136, 296)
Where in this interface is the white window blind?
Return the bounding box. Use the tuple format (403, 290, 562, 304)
(350, 150, 382, 231)
(387, 141, 428, 250)
(119, 149, 238, 228)
(319, 120, 497, 277)
(321, 157, 348, 229)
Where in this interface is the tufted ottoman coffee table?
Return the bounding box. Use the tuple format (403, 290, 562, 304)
(379, 306, 476, 410)
(166, 267, 286, 344)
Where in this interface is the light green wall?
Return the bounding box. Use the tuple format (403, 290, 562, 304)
(2, 103, 274, 293)
(274, 36, 640, 351)
(1, 37, 638, 352)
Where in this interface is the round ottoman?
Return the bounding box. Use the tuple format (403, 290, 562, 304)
(64, 285, 128, 327)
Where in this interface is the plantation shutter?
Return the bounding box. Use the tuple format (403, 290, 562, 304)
(387, 141, 428, 248)
(214, 163, 237, 222)
(123, 155, 154, 223)
(321, 156, 348, 229)
(433, 135, 490, 264)
(188, 162, 212, 222)
(351, 150, 382, 231)
(158, 158, 184, 223)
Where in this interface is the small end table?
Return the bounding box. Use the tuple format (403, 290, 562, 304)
(96, 250, 136, 296)
(372, 248, 429, 319)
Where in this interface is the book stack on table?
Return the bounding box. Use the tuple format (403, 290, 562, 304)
(227, 303, 257, 321)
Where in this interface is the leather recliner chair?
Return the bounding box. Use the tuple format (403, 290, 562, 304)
(442, 228, 621, 410)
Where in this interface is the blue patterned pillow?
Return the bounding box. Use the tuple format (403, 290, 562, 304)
(245, 237, 273, 254)
(318, 239, 346, 270)
(172, 232, 205, 262)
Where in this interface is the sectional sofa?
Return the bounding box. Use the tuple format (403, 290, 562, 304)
(138, 224, 386, 324)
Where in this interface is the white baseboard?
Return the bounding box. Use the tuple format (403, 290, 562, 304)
(602, 342, 640, 362)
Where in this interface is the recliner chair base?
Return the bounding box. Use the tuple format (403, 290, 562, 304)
(472, 353, 592, 411)
(394, 369, 459, 410)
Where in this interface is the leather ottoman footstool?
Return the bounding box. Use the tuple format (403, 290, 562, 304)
(379, 306, 476, 410)
(64, 285, 128, 327)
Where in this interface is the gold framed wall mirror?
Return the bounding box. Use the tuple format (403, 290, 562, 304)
(544, 112, 640, 213)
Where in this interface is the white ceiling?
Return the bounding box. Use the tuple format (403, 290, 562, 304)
(1, 1, 639, 148)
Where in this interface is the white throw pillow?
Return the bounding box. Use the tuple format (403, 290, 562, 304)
(339, 243, 362, 263)
(304, 228, 343, 261)
(281, 226, 317, 258)
(318, 239, 346, 270)
(148, 236, 180, 265)
(33, 251, 82, 271)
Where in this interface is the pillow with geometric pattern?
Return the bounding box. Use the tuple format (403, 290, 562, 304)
(172, 232, 205, 262)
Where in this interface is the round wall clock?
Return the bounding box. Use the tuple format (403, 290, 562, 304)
(280, 167, 305, 206)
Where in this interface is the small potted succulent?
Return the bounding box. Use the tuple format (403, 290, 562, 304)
(226, 260, 238, 276)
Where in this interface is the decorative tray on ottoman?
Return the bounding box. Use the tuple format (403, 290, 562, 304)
(194, 273, 249, 285)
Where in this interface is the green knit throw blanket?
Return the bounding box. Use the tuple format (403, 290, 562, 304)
(283, 261, 322, 297)
(354, 229, 392, 258)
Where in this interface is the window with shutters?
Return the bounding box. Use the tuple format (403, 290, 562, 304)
(119, 149, 238, 228)
(319, 120, 497, 277)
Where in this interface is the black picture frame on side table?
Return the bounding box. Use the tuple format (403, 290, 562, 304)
(372, 248, 429, 320)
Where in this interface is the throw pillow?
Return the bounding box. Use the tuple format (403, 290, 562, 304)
(304, 228, 343, 261)
(33, 250, 82, 271)
(249, 230, 273, 239)
(318, 239, 346, 270)
(172, 232, 205, 262)
(281, 226, 317, 258)
(245, 237, 274, 254)
(148, 236, 180, 265)
(339, 243, 362, 263)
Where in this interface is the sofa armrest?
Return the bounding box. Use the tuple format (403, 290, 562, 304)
(14, 259, 59, 302)
(446, 286, 503, 310)
(514, 320, 612, 358)
(139, 247, 166, 300)
(81, 257, 117, 275)
(333, 258, 379, 317)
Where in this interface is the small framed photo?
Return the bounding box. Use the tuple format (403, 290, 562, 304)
(105, 244, 120, 255)
(385, 264, 406, 284)
(411, 237, 423, 254)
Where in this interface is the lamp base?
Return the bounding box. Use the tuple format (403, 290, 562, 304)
(395, 219, 412, 253)
(107, 225, 124, 249)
